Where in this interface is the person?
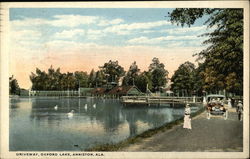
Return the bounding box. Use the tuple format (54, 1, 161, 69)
(217, 98, 222, 105)
(183, 103, 192, 129)
(236, 101, 243, 121)
(227, 98, 232, 108)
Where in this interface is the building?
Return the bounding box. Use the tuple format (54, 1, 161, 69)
(90, 87, 108, 97)
(108, 85, 142, 98)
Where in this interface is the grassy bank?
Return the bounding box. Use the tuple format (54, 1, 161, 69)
(86, 104, 205, 151)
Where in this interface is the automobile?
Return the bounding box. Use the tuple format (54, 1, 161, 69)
(206, 94, 228, 120)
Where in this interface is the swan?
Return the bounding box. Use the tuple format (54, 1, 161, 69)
(84, 104, 88, 110)
(67, 110, 74, 118)
(54, 105, 58, 110)
(93, 104, 96, 109)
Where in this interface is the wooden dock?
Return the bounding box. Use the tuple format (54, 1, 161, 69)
(120, 96, 202, 107)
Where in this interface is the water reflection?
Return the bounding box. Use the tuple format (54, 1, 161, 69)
(27, 98, 185, 137)
(10, 97, 189, 151)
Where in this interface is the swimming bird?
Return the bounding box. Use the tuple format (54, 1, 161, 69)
(84, 104, 88, 110)
(54, 105, 58, 110)
(93, 104, 96, 109)
(67, 110, 74, 118)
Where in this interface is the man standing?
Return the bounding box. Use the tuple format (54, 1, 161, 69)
(236, 101, 243, 121)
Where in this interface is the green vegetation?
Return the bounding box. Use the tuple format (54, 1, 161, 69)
(86, 104, 205, 151)
(122, 61, 140, 86)
(100, 60, 125, 84)
(9, 75, 20, 95)
(171, 61, 196, 96)
(169, 8, 243, 96)
(29, 58, 168, 93)
(148, 57, 169, 92)
(122, 58, 168, 92)
(30, 66, 86, 90)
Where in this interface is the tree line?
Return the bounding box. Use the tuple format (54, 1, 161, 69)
(29, 57, 168, 93)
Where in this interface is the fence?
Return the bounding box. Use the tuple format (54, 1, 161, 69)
(29, 90, 85, 97)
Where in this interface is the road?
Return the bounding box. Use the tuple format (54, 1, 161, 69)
(122, 108, 243, 152)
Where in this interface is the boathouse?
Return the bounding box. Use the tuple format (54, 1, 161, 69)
(90, 87, 108, 97)
(108, 85, 142, 98)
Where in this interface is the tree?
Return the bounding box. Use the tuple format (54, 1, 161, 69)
(30, 66, 79, 90)
(65, 72, 77, 90)
(88, 69, 96, 88)
(75, 71, 89, 88)
(171, 61, 195, 96)
(193, 63, 206, 96)
(93, 70, 106, 87)
(169, 8, 243, 95)
(148, 57, 169, 92)
(123, 61, 140, 86)
(99, 60, 125, 84)
(9, 75, 20, 95)
(134, 71, 152, 93)
(30, 68, 48, 90)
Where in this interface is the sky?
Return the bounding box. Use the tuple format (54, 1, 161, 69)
(9, 8, 212, 89)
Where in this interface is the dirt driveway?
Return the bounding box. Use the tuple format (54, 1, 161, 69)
(122, 108, 243, 152)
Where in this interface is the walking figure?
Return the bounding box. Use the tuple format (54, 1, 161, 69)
(183, 103, 192, 129)
(236, 101, 243, 121)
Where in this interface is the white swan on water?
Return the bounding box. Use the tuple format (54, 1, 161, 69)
(93, 104, 96, 109)
(54, 105, 58, 110)
(67, 110, 74, 118)
(84, 104, 88, 110)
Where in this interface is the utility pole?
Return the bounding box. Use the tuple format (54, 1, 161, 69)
(78, 80, 80, 97)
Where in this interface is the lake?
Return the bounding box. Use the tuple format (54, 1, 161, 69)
(9, 97, 199, 151)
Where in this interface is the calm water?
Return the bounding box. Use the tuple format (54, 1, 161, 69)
(10, 97, 199, 151)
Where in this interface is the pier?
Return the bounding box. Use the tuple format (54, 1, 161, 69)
(121, 96, 203, 106)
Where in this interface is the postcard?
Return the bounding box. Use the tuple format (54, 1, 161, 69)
(0, 1, 249, 159)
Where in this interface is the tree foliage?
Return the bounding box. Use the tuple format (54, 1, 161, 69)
(99, 60, 125, 83)
(9, 75, 20, 95)
(148, 57, 169, 92)
(171, 61, 195, 96)
(123, 61, 140, 86)
(29, 58, 169, 93)
(169, 8, 243, 95)
(75, 71, 89, 88)
(93, 70, 106, 87)
(30, 66, 89, 90)
(134, 71, 152, 92)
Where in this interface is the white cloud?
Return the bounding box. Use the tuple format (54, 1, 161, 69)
(98, 18, 124, 26)
(165, 35, 199, 40)
(127, 36, 157, 44)
(11, 15, 100, 29)
(11, 30, 42, 42)
(11, 18, 49, 28)
(127, 35, 200, 45)
(141, 30, 155, 34)
(54, 29, 85, 39)
(162, 25, 208, 35)
(86, 29, 105, 39)
(104, 20, 171, 35)
(51, 15, 99, 27)
(44, 40, 105, 52)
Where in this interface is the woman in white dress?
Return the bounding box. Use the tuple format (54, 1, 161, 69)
(183, 103, 192, 129)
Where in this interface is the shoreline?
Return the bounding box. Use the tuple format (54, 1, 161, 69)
(86, 104, 205, 151)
